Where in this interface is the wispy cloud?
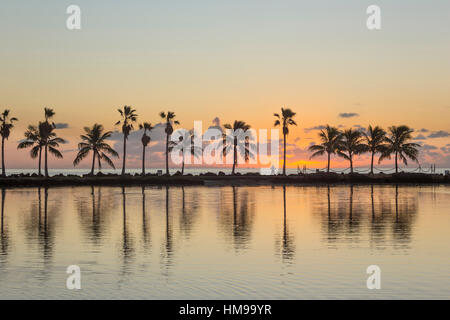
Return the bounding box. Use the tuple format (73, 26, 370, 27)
(338, 112, 359, 118)
(427, 130, 450, 138)
(304, 125, 326, 133)
(55, 123, 69, 129)
(421, 144, 438, 151)
(413, 134, 427, 140)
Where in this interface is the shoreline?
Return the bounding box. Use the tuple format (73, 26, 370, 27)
(0, 172, 448, 188)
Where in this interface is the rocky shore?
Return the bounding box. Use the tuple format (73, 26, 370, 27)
(0, 172, 448, 188)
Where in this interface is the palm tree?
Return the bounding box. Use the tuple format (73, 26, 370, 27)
(223, 120, 252, 175)
(17, 125, 43, 175)
(41, 108, 62, 177)
(160, 111, 179, 175)
(73, 124, 119, 175)
(115, 106, 138, 175)
(0, 110, 18, 177)
(379, 125, 420, 173)
(364, 125, 387, 174)
(44, 107, 54, 121)
(40, 124, 66, 177)
(170, 130, 202, 175)
(338, 128, 367, 173)
(139, 122, 153, 175)
(274, 108, 297, 175)
(308, 125, 342, 173)
(39, 121, 65, 177)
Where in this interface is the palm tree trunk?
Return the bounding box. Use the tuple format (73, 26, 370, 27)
(349, 154, 353, 173)
(181, 152, 185, 175)
(91, 152, 96, 175)
(142, 146, 146, 176)
(283, 133, 287, 175)
(121, 135, 127, 175)
(38, 146, 42, 176)
(165, 134, 170, 175)
(327, 152, 331, 173)
(44, 144, 48, 177)
(370, 152, 374, 174)
(395, 151, 398, 173)
(283, 184, 286, 223)
(1, 137, 5, 177)
(232, 141, 237, 175)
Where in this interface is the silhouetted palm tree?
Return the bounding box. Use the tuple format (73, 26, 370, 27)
(17, 125, 43, 175)
(44, 108, 55, 122)
(115, 106, 138, 175)
(274, 108, 297, 175)
(73, 124, 119, 174)
(223, 120, 252, 175)
(160, 111, 179, 175)
(41, 124, 65, 177)
(170, 130, 202, 175)
(379, 125, 420, 173)
(0, 110, 18, 176)
(338, 128, 367, 173)
(41, 108, 65, 177)
(364, 125, 387, 174)
(308, 125, 342, 173)
(139, 122, 153, 175)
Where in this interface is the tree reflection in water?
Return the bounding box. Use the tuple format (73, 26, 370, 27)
(316, 185, 418, 249)
(75, 186, 114, 246)
(218, 186, 255, 251)
(141, 186, 151, 253)
(20, 187, 62, 279)
(120, 186, 135, 273)
(160, 185, 174, 277)
(275, 185, 295, 263)
(179, 186, 200, 240)
(0, 188, 9, 267)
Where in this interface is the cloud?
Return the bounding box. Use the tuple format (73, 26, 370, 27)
(61, 148, 77, 153)
(413, 134, 427, 140)
(55, 123, 69, 129)
(418, 128, 429, 133)
(348, 124, 367, 133)
(285, 143, 312, 161)
(440, 146, 450, 154)
(108, 123, 167, 142)
(304, 125, 326, 133)
(421, 144, 438, 151)
(427, 131, 450, 138)
(338, 112, 359, 118)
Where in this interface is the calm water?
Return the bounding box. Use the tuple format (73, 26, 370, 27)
(0, 185, 449, 299)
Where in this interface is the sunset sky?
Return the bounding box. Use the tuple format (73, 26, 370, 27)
(1, 0, 449, 170)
